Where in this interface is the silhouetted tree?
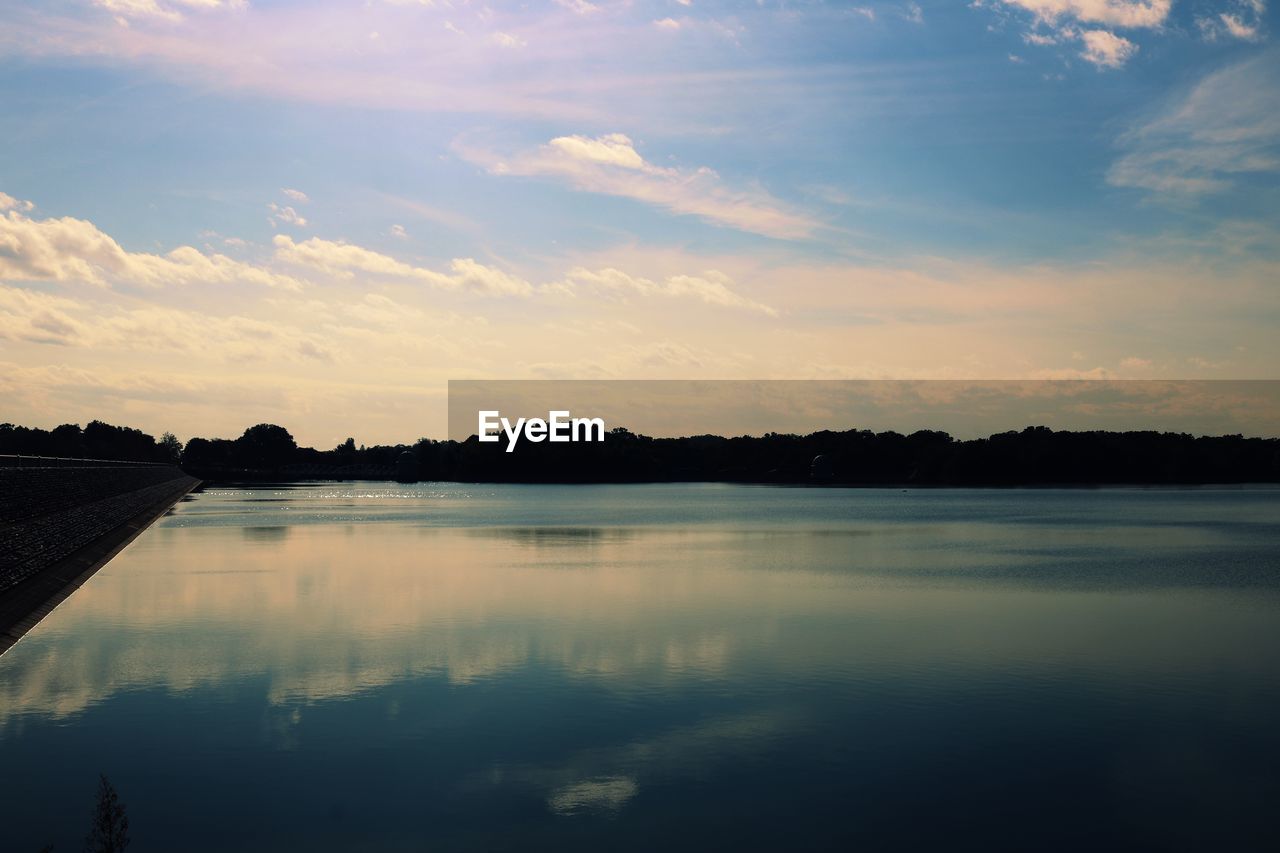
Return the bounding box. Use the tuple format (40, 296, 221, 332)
(233, 423, 298, 470)
(84, 775, 129, 853)
(158, 432, 183, 465)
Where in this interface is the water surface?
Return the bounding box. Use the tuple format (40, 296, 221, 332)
(2, 484, 1279, 851)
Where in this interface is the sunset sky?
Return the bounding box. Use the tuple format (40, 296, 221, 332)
(1, 0, 1277, 446)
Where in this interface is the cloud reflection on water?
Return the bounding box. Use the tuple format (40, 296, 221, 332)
(2, 496, 1277, 729)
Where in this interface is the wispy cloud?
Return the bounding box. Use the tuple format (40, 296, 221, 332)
(1108, 51, 1280, 193)
(1197, 0, 1268, 42)
(559, 267, 777, 315)
(93, 0, 245, 24)
(457, 133, 816, 239)
(268, 203, 308, 229)
(489, 31, 526, 48)
(553, 0, 601, 15)
(273, 235, 536, 297)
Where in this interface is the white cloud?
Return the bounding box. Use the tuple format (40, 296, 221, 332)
(271, 235, 777, 311)
(1109, 51, 1280, 193)
(490, 31, 526, 48)
(1079, 29, 1138, 68)
(1198, 1, 1267, 41)
(997, 0, 1171, 28)
(1023, 31, 1061, 45)
(549, 133, 647, 169)
(554, 0, 600, 14)
(985, 1, 1180, 70)
(903, 2, 924, 24)
(1220, 13, 1261, 39)
(389, 224, 408, 239)
(281, 187, 310, 203)
(0, 284, 331, 361)
(272, 235, 535, 297)
(0, 208, 303, 290)
(0, 192, 35, 213)
(0, 286, 89, 345)
(268, 203, 308, 228)
(93, 0, 244, 23)
(458, 133, 816, 239)
(560, 267, 777, 315)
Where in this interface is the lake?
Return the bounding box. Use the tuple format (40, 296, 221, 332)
(2, 483, 1279, 851)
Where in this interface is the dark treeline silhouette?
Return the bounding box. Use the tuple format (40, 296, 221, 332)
(437, 426, 1280, 485)
(0, 421, 181, 464)
(4, 420, 1279, 485)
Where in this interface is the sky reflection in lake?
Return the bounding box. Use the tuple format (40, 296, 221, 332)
(2, 484, 1278, 851)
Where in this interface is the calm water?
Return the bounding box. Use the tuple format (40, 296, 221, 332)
(2, 484, 1279, 851)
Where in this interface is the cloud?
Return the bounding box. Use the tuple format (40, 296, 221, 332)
(0, 0, 855, 132)
(281, 187, 310, 203)
(93, 0, 245, 23)
(0, 286, 89, 345)
(0, 208, 303, 290)
(0, 283, 330, 361)
(902, 2, 925, 24)
(549, 132, 647, 169)
(0, 192, 34, 212)
(268, 203, 308, 228)
(1198, 1, 1267, 42)
(996, 0, 1171, 28)
(554, 0, 600, 14)
(490, 32, 526, 48)
(458, 133, 816, 239)
(389, 224, 408, 239)
(271, 235, 778, 312)
(984, 1, 1176, 70)
(1079, 29, 1138, 68)
(561, 267, 777, 315)
(654, 17, 682, 29)
(272, 235, 535, 297)
(1108, 51, 1280, 193)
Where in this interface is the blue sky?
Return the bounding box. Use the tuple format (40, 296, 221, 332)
(1, 1, 1277, 444)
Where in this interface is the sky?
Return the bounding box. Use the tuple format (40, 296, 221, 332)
(1, 0, 1277, 447)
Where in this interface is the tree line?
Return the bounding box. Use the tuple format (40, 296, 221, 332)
(0, 421, 181, 464)
(4, 420, 1279, 484)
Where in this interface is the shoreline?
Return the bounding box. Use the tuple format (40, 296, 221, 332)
(0, 476, 199, 656)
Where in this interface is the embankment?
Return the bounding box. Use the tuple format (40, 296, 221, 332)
(0, 463, 199, 654)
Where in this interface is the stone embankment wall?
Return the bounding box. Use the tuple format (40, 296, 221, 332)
(0, 465, 199, 593)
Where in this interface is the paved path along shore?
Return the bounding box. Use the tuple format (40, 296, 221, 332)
(0, 464, 199, 655)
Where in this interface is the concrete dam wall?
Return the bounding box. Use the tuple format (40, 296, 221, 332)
(0, 462, 199, 653)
